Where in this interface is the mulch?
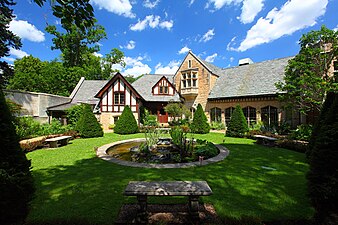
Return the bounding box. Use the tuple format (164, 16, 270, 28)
(115, 203, 221, 224)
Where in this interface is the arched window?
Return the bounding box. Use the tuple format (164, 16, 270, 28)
(261, 106, 278, 127)
(242, 106, 256, 125)
(210, 107, 222, 122)
(224, 107, 235, 125)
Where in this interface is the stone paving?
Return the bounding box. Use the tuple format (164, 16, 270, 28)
(96, 138, 229, 168)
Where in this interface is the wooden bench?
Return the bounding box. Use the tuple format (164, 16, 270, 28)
(45, 136, 72, 148)
(124, 181, 212, 220)
(253, 135, 278, 147)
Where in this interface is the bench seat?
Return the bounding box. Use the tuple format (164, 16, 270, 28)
(45, 136, 72, 148)
(253, 135, 278, 147)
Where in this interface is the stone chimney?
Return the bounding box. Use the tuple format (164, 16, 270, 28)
(238, 58, 253, 66)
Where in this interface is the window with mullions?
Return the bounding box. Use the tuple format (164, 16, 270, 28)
(261, 106, 278, 128)
(242, 106, 256, 125)
(210, 107, 222, 122)
(114, 92, 125, 105)
(181, 71, 198, 88)
(224, 107, 235, 125)
(159, 85, 169, 94)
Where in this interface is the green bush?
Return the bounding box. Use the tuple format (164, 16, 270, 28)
(194, 142, 219, 159)
(226, 105, 249, 137)
(210, 121, 225, 130)
(66, 104, 84, 126)
(288, 124, 313, 141)
(190, 104, 210, 134)
(75, 104, 103, 138)
(114, 106, 139, 134)
(0, 90, 35, 225)
(39, 118, 71, 136)
(15, 116, 41, 139)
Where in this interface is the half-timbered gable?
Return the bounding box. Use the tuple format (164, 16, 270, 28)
(152, 76, 175, 96)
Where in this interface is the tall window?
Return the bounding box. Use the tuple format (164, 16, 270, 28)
(114, 92, 125, 105)
(188, 60, 192, 68)
(210, 107, 222, 122)
(159, 85, 169, 94)
(242, 106, 256, 125)
(224, 107, 235, 125)
(181, 71, 198, 88)
(261, 106, 278, 128)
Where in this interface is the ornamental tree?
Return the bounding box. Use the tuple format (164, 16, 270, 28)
(190, 104, 210, 134)
(276, 26, 338, 115)
(114, 106, 139, 134)
(226, 105, 248, 137)
(75, 104, 103, 138)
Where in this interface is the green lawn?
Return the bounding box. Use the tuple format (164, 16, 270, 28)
(26, 132, 313, 224)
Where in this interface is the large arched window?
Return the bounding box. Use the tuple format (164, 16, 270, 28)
(261, 106, 278, 127)
(210, 107, 222, 122)
(242, 106, 256, 125)
(224, 107, 235, 125)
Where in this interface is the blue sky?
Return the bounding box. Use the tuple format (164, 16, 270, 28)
(4, 0, 338, 76)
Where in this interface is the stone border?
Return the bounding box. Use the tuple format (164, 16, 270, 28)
(96, 138, 230, 168)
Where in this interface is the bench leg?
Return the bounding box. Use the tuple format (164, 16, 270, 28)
(59, 139, 68, 146)
(136, 195, 148, 222)
(49, 141, 58, 148)
(188, 196, 200, 219)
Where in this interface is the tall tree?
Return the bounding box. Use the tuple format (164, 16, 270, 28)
(226, 104, 249, 137)
(101, 48, 126, 79)
(276, 26, 338, 115)
(190, 104, 210, 134)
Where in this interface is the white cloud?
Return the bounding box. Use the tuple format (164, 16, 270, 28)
(130, 15, 173, 31)
(333, 24, 338, 32)
(200, 29, 215, 42)
(2, 56, 16, 62)
(91, 0, 135, 18)
(238, 0, 264, 24)
(230, 56, 235, 62)
(121, 40, 136, 50)
(93, 52, 103, 57)
(9, 20, 45, 42)
(9, 48, 29, 58)
(189, 0, 195, 7)
(143, 0, 160, 8)
(155, 60, 180, 74)
(205, 53, 218, 63)
(116, 56, 152, 76)
(178, 46, 190, 54)
(234, 0, 328, 52)
(226, 36, 237, 51)
(207, 0, 242, 10)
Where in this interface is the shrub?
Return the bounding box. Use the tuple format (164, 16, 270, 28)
(288, 124, 312, 141)
(226, 105, 249, 137)
(39, 118, 71, 136)
(0, 90, 35, 225)
(75, 104, 103, 138)
(210, 121, 225, 130)
(194, 142, 218, 159)
(15, 116, 41, 139)
(66, 104, 84, 126)
(190, 104, 210, 134)
(307, 92, 338, 224)
(114, 106, 139, 134)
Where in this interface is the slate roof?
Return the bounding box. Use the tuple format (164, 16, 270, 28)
(208, 56, 292, 99)
(132, 74, 181, 102)
(189, 51, 224, 76)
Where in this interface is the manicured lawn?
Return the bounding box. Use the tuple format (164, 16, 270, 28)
(26, 132, 313, 224)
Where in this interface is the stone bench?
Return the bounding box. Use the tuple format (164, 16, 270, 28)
(45, 136, 72, 148)
(253, 135, 278, 147)
(124, 181, 212, 220)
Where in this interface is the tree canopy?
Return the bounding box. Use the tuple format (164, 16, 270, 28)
(276, 26, 338, 114)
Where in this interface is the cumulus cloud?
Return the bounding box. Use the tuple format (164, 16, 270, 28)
(91, 0, 135, 18)
(9, 20, 45, 42)
(238, 0, 264, 24)
(205, 53, 218, 63)
(93, 52, 103, 57)
(200, 29, 215, 42)
(9, 48, 29, 58)
(130, 15, 173, 31)
(114, 56, 152, 76)
(231, 0, 328, 52)
(120, 40, 136, 50)
(155, 60, 180, 74)
(333, 24, 338, 32)
(207, 0, 242, 10)
(178, 46, 190, 54)
(143, 0, 160, 8)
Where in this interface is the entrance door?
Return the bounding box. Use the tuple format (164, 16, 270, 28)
(157, 108, 168, 123)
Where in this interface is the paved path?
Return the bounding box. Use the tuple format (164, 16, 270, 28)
(96, 138, 229, 168)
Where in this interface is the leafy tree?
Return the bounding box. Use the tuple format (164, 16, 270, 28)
(101, 48, 126, 79)
(0, 89, 35, 225)
(190, 104, 210, 134)
(66, 104, 85, 126)
(165, 102, 191, 122)
(114, 106, 139, 134)
(276, 26, 338, 114)
(75, 104, 103, 138)
(307, 92, 338, 224)
(226, 105, 249, 137)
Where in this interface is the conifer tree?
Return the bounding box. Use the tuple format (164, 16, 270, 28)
(0, 90, 35, 225)
(226, 105, 249, 137)
(75, 104, 103, 138)
(114, 106, 139, 134)
(307, 92, 338, 224)
(190, 104, 210, 134)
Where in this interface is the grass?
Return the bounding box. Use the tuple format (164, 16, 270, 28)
(26, 132, 313, 224)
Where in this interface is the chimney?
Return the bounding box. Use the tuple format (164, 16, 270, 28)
(238, 58, 253, 66)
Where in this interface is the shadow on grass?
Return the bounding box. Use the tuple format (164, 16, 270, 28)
(26, 141, 313, 225)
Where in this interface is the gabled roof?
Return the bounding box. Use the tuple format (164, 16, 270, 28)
(208, 56, 293, 99)
(132, 74, 181, 102)
(95, 72, 142, 99)
(186, 51, 223, 76)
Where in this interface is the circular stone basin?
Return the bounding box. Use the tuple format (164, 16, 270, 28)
(96, 138, 230, 169)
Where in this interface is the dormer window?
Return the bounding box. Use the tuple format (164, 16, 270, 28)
(181, 71, 198, 88)
(159, 85, 169, 94)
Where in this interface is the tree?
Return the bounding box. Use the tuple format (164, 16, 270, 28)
(0, 89, 35, 225)
(165, 102, 191, 123)
(0, 0, 21, 88)
(226, 105, 248, 137)
(101, 48, 126, 79)
(276, 26, 338, 115)
(75, 104, 103, 138)
(307, 92, 338, 224)
(190, 104, 210, 134)
(114, 106, 139, 134)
